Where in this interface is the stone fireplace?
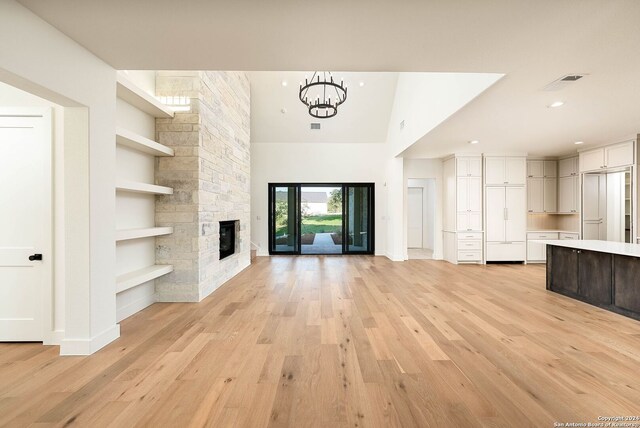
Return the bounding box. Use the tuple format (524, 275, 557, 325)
(154, 71, 250, 302)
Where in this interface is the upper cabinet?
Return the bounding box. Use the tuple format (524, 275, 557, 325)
(526, 159, 557, 213)
(527, 160, 556, 178)
(558, 157, 579, 177)
(485, 156, 526, 186)
(579, 141, 635, 172)
(456, 157, 482, 177)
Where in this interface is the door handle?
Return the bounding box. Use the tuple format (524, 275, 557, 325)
(29, 254, 43, 261)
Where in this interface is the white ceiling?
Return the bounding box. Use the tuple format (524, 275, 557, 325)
(17, 0, 640, 157)
(249, 72, 397, 144)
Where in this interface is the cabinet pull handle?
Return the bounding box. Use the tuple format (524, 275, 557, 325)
(504, 208, 508, 220)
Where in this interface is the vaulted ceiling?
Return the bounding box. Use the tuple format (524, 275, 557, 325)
(18, 0, 640, 157)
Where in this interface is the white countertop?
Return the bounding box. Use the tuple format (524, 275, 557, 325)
(543, 240, 640, 258)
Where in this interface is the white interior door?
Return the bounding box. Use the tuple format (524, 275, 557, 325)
(486, 187, 506, 242)
(0, 112, 50, 341)
(407, 187, 423, 248)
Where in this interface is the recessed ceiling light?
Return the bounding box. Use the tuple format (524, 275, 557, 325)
(574, 141, 584, 145)
(469, 140, 480, 145)
(359, 81, 365, 87)
(548, 101, 564, 108)
(281, 80, 288, 87)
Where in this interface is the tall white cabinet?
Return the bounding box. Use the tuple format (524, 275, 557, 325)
(443, 155, 484, 264)
(484, 156, 527, 262)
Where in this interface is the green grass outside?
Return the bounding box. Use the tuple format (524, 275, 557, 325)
(276, 213, 342, 235)
(302, 214, 342, 234)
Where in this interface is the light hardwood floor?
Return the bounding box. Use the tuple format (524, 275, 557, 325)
(2, 256, 640, 427)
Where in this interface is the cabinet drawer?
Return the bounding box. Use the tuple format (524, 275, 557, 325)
(559, 233, 579, 240)
(486, 242, 526, 261)
(458, 232, 482, 240)
(458, 240, 481, 250)
(458, 251, 481, 262)
(527, 232, 559, 240)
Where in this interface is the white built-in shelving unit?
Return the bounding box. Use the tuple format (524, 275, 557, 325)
(116, 73, 175, 118)
(115, 71, 175, 322)
(116, 265, 175, 294)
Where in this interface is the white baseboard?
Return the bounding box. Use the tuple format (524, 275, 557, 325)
(117, 293, 155, 323)
(60, 324, 120, 356)
(385, 252, 405, 262)
(44, 329, 65, 346)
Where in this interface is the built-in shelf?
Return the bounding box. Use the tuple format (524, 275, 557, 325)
(116, 226, 173, 242)
(116, 180, 173, 195)
(116, 264, 174, 294)
(116, 72, 174, 118)
(116, 127, 174, 157)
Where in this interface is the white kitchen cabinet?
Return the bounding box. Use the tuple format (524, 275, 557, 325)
(527, 175, 557, 213)
(457, 157, 482, 177)
(579, 141, 634, 172)
(505, 158, 527, 185)
(544, 161, 557, 178)
(527, 160, 543, 178)
(486, 242, 526, 261)
(456, 176, 482, 232)
(559, 157, 578, 177)
(558, 175, 579, 213)
(580, 149, 605, 172)
(505, 187, 526, 242)
(605, 141, 634, 169)
(543, 177, 557, 213)
(486, 187, 506, 242)
(444, 156, 484, 264)
(485, 185, 526, 261)
(526, 232, 559, 262)
(559, 232, 579, 240)
(456, 177, 482, 212)
(486, 156, 526, 185)
(457, 211, 482, 231)
(527, 178, 543, 213)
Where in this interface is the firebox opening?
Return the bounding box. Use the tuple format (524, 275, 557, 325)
(219, 220, 237, 260)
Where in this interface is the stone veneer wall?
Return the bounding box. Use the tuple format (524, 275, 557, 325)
(154, 71, 251, 302)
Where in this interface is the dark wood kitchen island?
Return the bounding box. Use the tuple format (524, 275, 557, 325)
(546, 240, 640, 320)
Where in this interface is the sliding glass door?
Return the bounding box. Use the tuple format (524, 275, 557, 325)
(344, 184, 374, 254)
(269, 185, 299, 254)
(268, 183, 374, 255)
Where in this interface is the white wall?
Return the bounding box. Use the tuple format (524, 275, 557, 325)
(0, 82, 66, 340)
(386, 73, 503, 156)
(404, 159, 444, 259)
(251, 143, 388, 256)
(0, 0, 118, 354)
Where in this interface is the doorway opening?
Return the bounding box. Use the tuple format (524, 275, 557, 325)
(268, 183, 374, 255)
(407, 178, 436, 260)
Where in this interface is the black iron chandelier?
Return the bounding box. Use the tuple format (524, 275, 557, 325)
(298, 71, 347, 119)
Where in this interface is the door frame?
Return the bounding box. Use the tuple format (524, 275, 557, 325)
(268, 182, 375, 255)
(0, 107, 53, 343)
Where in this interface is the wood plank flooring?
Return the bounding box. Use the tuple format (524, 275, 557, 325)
(2, 256, 640, 427)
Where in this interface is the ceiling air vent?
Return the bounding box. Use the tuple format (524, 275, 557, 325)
(310, 123, 321, 130)
(542, 74, 587, 91)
